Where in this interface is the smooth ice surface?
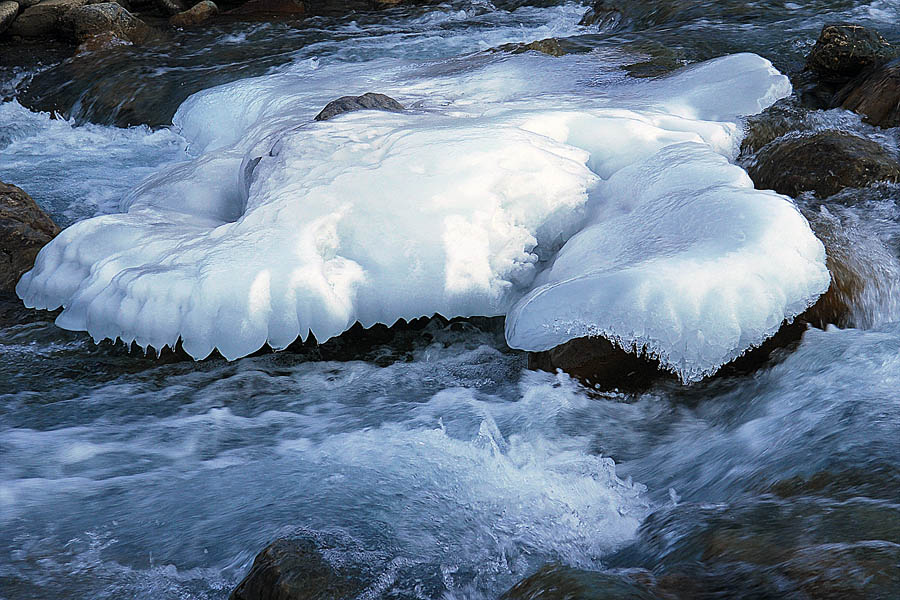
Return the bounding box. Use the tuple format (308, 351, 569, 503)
(17, 53, 826, 376)
(505, 143, 831, 382)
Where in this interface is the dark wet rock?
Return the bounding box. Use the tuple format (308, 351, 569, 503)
(73, 28, 130, 52)
(496, 37, 567, 57)
(783, 541, 900, 600)
(169, 0, 216, 25)
(60, 2, 152, 43)
(806, 24, 897, 84)
(800, 206, 899, 330)
(501, 564, 661, 600)
(284, 313, 507, 366)
(747, 131, 900, 199)
(314, 92, 404, 121)
(9, 0, 105, 38)
(765, 464, 900, 503)
(230, 537, 368, 600)
(528, 336, 674, 393)
(0, 0, 18, 34)
(606, 495, 900, 600)
(739, 97, 808, 155)
(227, 0, 304, 17)
(0, 181, 59, 294)
(230, 530, 447, 600)
(577, 1, 710, 31)
(578, 3, 626, 30)
(835, 57, 900, 129)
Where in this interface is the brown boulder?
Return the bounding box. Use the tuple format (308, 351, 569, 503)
(0, 181, 59, 294)
(0, 0, 18, 34)
(806, 23, 897, 83)
(496, 38, 567, 57)
(9, 0, 106, 38)
(60, 2, 152, 43)
(528, 336, 673, 392)
(169, 0, 216, 25)
(747, 131, 900, 199)
(835, 58, 900, 129)
(314, 92, 404, 121)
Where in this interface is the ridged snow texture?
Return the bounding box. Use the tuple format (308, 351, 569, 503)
(17, 53, 830, 381)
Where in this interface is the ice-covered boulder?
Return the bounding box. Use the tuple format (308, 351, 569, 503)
(17, 53, 829, 379)
(504, 143, 830, 383)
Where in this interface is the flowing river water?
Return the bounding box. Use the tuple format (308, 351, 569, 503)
(2, 1, 900, 598)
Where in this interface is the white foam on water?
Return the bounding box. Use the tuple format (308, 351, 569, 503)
(0, 341, 649, 597)
(0, 101, 188, 226)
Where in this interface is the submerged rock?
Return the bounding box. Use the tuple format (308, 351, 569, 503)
(835, 58, 900, 129)
(169, 0, 216, 25)
(0, 181, 59, 294)
(578, 2, 627, 29)
(313, 92, 404, 121)
(747, 131, 900, 199)
(605, 494, 900, 600)
(230, 531, 446, 600)
(502, 565, 660, 600)
(801, 206, 900, 330)
(806, 23, 897, 84)
(230, 538, 367, 600)
(60, 2, 152, 43)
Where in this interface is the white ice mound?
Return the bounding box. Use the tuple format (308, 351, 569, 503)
(17, 52, 827, 373)
(505, 142, 831, 383)
(16, 112, 598, 359)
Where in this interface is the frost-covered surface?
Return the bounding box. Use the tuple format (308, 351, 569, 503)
(17, 52, 828, 378)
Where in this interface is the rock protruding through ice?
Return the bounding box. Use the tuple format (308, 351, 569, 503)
(17, 53, 828, 381)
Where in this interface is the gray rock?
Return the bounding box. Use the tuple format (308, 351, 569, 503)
(60, 2, 151, 42)
(169, 0, 216, 26)
(10, 0, 103, 38)
(747, 131, 900, 199)
(0, 0, 18, 34)
(314, 92, 404, 121)
(806, 23, 898, 83)
(0, 181, 59, 295)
